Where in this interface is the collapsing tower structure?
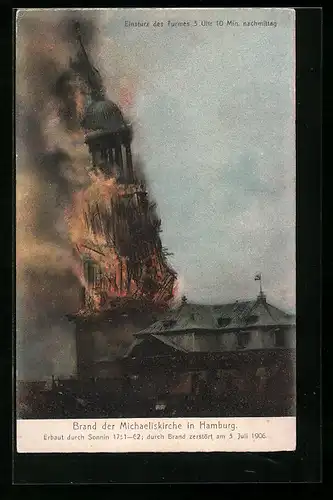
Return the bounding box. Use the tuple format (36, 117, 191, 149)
(71, 23, 176, 312)
(66, 24, 177, 378)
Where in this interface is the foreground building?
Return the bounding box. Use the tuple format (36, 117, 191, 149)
(122, 292, 296, 416)
(18, 291, 296, 419)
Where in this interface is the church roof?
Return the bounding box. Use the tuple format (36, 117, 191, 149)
(212, 297, 294, 329)
(134, 296, 295, 337)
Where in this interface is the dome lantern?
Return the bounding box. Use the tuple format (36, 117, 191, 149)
(72, 22, 135, 183)
(81, 99, 134, 183)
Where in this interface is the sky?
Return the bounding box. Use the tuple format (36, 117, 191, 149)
(96, 8, 296, 311)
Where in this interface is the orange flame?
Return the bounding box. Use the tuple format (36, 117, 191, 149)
(74, 89, 86, 120)
(65, 167, 177, 315)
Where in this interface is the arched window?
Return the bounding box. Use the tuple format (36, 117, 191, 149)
(83, 257, 101, 288)
(94, 150, 102, 166)
(275, 329, 285, 347)
(245, 315, 259, 325)
(237, 331, 250, 348)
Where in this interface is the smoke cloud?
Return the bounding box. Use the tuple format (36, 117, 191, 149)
(16, 10, 104, 380)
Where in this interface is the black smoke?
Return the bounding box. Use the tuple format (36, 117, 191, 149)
(16, 11, 101, 380)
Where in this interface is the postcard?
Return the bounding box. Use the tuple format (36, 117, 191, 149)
(15, 7, 296, 453)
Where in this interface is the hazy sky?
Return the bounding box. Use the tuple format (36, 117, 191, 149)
(96, 8, 295, 311)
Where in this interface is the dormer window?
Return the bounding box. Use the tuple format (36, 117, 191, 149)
(217, 317, 231, 328)
(163, 320, 176, 329)
(246, 315, 259, 325)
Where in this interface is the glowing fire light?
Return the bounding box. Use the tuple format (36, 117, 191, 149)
(65, 168, 177, 314)
(73, 88, 86, 119)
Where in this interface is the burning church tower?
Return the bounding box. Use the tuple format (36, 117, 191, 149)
(66, 23, 177, 379)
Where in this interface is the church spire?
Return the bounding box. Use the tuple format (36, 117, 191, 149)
(71, 21, 106, 102)
(255, 272, 266, 302)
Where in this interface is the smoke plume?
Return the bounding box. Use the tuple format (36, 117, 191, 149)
(16, 11, 103, 380)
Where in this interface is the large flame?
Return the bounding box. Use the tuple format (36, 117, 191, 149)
(65, 166, 177, 315)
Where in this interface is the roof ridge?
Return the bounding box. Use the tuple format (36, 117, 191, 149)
(263, 301, 278, 321)
(246, 298, 261, 315)
(211, 299, 257, 309)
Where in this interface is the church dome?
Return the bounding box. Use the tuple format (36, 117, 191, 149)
(82, 99, 127, 133)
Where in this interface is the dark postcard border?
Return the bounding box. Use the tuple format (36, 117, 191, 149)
(12, 7, 322, 484)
